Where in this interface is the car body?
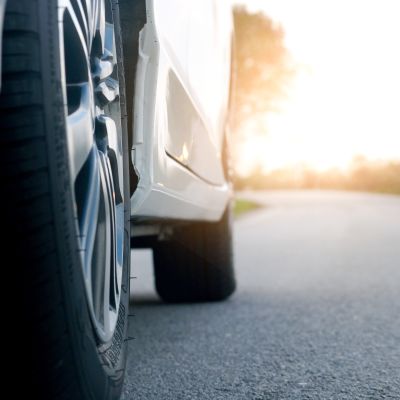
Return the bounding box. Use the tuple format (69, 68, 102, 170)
(130, 0, 233, 226)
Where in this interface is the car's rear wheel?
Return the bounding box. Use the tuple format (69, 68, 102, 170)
(153, 205, 236, 303)
(0, 1, 130, 398)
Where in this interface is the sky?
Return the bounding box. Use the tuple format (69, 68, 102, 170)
(235, 0, 400, 173)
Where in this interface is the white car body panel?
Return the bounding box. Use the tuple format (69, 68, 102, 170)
(130, 0, 233, 222)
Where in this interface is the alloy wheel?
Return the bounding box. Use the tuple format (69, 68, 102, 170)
(58, 0, 125, 343)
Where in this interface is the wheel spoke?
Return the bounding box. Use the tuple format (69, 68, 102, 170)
(78, 149, 101, 272)
(98, 153, 114, 339)
(66, 83, 95, 181)
(104, 22, 117, 63)
(114, 203, 124, 295)
(90, 186, 107, 331)
(96, 115, 124, 203)
(61, 1, 90, 61)
(103, 156, 118, 309)
(86, 0, 99, 46)
(94, 0, 106, 54)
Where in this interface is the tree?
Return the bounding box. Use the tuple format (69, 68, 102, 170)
(231, 7, 294, 137)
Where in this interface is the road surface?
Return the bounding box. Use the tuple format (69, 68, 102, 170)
(122, 191, 400, 399)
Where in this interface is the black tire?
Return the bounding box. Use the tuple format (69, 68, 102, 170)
(153, 205, 236, 303)
(1, 1, 130, 399)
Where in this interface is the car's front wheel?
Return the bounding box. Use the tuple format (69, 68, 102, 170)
(0, 1, 131, 398)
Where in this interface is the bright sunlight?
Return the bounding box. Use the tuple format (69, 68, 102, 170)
(235, 0, 400, 175)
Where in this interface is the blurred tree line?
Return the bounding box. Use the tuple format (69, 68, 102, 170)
(234, 158, 400, 195)
(231, 7, 400, 195)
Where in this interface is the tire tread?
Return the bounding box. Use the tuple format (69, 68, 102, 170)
(1, 2, 86, 398)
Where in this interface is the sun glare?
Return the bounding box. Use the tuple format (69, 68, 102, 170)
(236, 0, 400, 174)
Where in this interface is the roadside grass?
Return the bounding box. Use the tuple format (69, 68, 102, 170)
(234, 198, 263, 217)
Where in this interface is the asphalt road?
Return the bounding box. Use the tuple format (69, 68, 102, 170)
(122, 190, 400, 400)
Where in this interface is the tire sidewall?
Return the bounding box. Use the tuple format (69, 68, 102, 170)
(37, 1, 130, 398)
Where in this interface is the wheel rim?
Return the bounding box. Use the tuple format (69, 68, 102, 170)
(58, 0, 125, 343)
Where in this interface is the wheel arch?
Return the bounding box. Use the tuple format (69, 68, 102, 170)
(118, 0, 146, 196)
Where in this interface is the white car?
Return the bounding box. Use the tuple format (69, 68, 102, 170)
(0, 0, 235, 399)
